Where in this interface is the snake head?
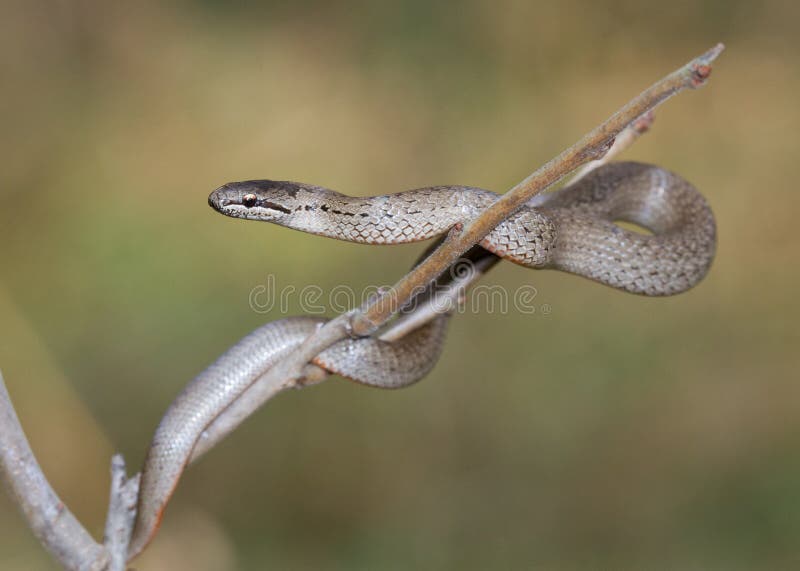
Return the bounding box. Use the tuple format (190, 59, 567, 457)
(208, 180, 300, 221)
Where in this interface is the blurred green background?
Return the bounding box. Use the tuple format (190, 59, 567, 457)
(1, 0, 798, 569)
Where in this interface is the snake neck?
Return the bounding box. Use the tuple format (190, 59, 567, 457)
(280, 186, 496, 244)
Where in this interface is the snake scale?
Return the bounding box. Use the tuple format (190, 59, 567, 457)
(129, 162, 715, 558)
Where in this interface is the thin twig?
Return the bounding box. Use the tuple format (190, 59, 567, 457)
(351, 43, 724, 335)
(0, 371, 109, 571)
(566, 110, 655, 184)
(103, 456, 139, 571)
(380, 247, 500, 341)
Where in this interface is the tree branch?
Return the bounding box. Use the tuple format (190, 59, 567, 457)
(0, 44, 724, 567)
(182, 43, 726, 467)
(351, 43, 724, 335)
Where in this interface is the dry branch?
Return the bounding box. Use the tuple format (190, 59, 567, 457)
(0, 372, 109, 571)
(0, 45, 724, 568)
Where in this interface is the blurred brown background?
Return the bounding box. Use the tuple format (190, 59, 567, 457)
(1, 0, 798, 569)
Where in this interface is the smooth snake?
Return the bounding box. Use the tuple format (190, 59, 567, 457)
(129, 161, 716, 558)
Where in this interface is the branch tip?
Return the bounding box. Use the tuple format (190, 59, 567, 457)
(104, 454, 139, 570)
(698, 42, 726, 65)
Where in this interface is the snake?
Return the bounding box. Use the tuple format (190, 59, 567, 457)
(129, 161, 715, 559)
(207, 161, 715, 295)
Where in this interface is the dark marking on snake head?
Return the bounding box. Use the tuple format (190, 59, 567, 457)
(208, 179, 307, 218)
(262, 201, 292, 214)
(278, 183, 300, 198)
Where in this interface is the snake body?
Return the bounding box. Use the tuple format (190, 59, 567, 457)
(129, 314, 448, 558)
(131, 162, 715, 559)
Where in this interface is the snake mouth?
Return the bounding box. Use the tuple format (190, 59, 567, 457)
(209, 201, 250, 220)
(216, 206, 248, 219)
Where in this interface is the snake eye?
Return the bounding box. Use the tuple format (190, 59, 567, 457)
(242, 193, 257, 208)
